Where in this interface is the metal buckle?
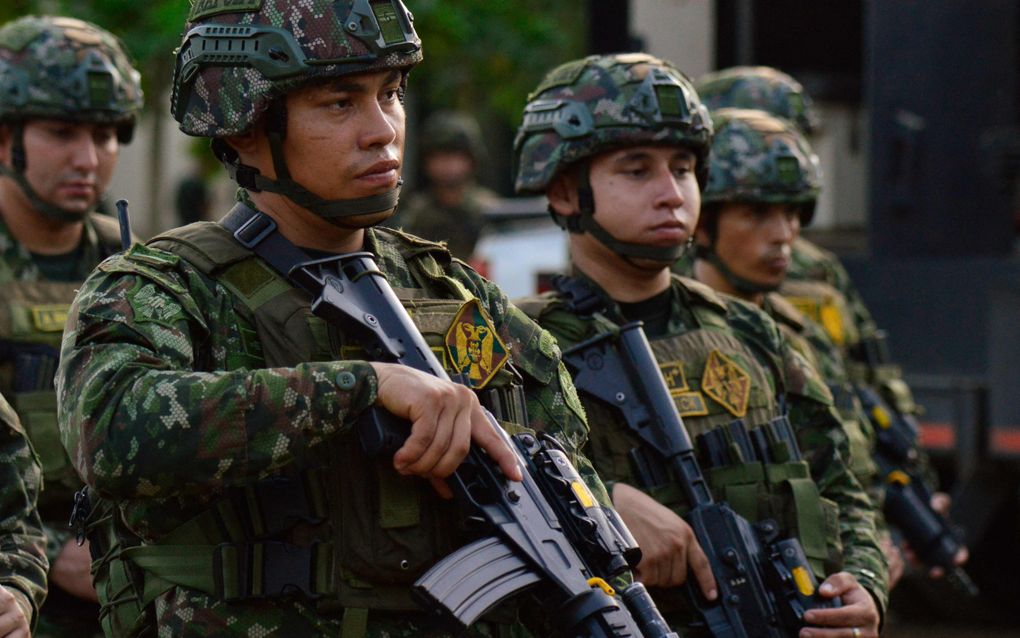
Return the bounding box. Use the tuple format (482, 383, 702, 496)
(233, 213, 277, 249)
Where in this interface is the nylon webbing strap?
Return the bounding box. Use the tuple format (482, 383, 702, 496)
(221, 203, 312, 283)
(786, 478, 828, 574)
(124, 541, 335, 601)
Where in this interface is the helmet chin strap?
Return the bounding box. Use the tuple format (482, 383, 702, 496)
(549, 162, 690, 264)
(214, 102, 402, 228)
(693, 243, 779, 295)
(0, 122, 90, 224)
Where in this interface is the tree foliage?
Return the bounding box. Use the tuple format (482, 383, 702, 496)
(410, 0, 588, 125)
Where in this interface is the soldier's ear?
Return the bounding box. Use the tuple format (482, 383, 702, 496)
(546, 171, 580, 217)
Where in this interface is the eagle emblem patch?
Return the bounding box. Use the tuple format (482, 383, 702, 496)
(701, 350, 751, 418)
(445, 300, 508, 389)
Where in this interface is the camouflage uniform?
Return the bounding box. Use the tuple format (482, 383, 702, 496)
(393, 184, 498, 258)
(0, 391, 47, 630)
(390, 111, 498, 258)
(57, 2, 606, 636)
(513, 54, 887, 624)
(0, 15, 143, 637)
(695, 66, 921, 422)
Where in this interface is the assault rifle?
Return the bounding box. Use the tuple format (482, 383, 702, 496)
(561, 321, 839, 637)
(854, 386, 978, 596)
(277, 247, 675, 637)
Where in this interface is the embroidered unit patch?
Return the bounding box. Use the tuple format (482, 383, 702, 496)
(445, 299, 508, 389)
(701, 350, 751, 417)
(30, 304, 69, 333)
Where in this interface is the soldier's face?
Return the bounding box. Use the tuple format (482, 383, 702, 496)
(279, 69, 405, 225)
(711, 202, 801, 288)
(0, 119, 119, 216)
(590, 145, 699, 265)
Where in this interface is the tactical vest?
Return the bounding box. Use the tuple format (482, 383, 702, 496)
(89, 223, 553, 636)
(522, 279, 842, 581)
(0, 215, 121, 510)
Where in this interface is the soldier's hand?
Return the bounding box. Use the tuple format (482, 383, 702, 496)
(51, 538, 99, 602)
(371, 363, 522, 496)
(611, 483, 717, 598)
(0, 586, 30, 638)
(880, 533, 905, 590)
(801, 572, 880, 638)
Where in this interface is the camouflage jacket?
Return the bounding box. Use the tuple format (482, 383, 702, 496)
(0, 392, 47, 629)
(388, 184, 498, 259)
(517, 274, 887, 615)
(762, 294, 881, 507)
(56, 221, 605, 636)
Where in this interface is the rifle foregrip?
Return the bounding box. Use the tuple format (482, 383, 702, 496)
(412, 535, 542, 627)
(620, 583, 679, 638)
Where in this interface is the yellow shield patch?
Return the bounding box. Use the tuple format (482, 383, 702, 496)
(31, 304, 70, 333)
(445, 300, 508, 389)
(786, 296, 845, 345)
(701, 350, 751, 418)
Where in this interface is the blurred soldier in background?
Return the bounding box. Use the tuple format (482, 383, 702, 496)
(513, 52, 885, 635)
(0, 391, 46, 637)
(56, 1, 611, 636)
(686, 106, 902, 583)
(696, 66, 968, 588)
(390, 110, 497, 260)
(0, 15, 143, 637)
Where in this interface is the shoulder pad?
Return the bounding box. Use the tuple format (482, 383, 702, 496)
(672, 274, 729, 313)
(121, 244, 179, 269)
(149, 222, 250, 276)
(512, 291, 566, 322)
(97, 248, 187, 296)
(765, 293, 806, 331)
(375, 225, 451, 252)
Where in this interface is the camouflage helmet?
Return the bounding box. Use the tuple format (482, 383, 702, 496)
(514, 53, 713, 195)
(702, 108, 821, 225)
(0, 15, 143, 142)
(420, 110, 485, 162)
(172, 0, 422, 138)
(696, 66, 820, 136)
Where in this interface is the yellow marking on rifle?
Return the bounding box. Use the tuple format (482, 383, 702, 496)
(792, 566, 815, 596)
(871, 406, 892, 429)
(587, 577, 616, 596)
(887, 470, 911, 486)
(571, 481, 595, 509)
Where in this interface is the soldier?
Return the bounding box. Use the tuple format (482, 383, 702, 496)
(0, 15, 143, 636)
(696, 66, 967, 586)
(512, 53, 886, 636)
(56, 1, 607, 636)
(686, 107, 901, 583)
(0, 391, 47, 637)
(390, 110, 498, 259)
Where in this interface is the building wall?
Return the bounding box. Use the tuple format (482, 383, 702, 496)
(631, 0, 868, 231)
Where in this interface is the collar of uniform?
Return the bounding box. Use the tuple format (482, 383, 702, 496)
(762, 292, 807, 332)
(564, 268, 694, 337)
